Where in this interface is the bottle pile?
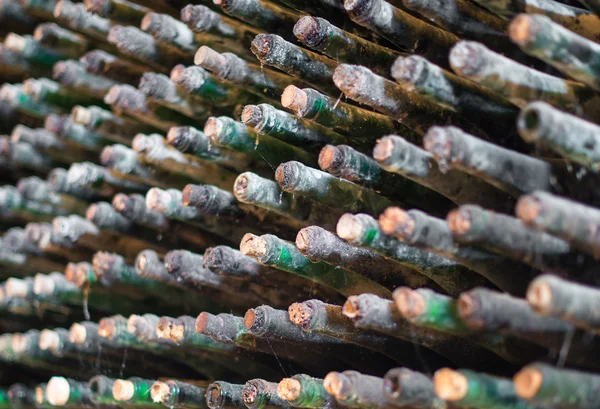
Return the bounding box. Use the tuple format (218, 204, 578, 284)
(0, 0, 600, 408)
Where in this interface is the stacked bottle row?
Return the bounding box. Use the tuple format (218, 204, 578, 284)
(3, 363, 600, 409)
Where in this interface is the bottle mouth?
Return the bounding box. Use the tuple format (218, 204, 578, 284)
(517, 104, 547, 143)
(449, 42, 483, 77)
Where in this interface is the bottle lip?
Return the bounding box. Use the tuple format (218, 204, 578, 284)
(281, 85, 308, 115)
(46, 377, 72, 406)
